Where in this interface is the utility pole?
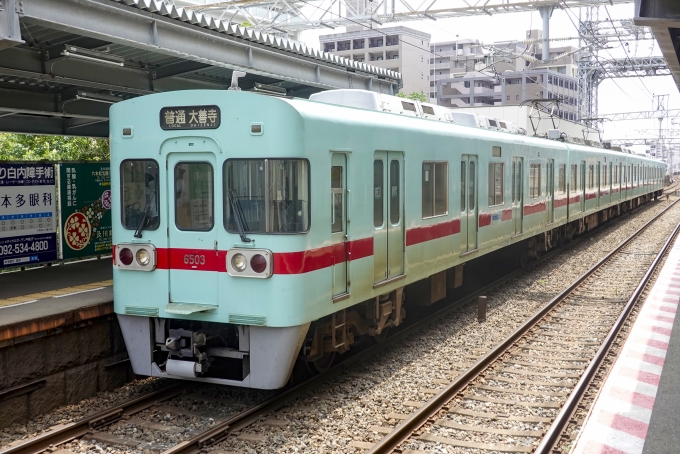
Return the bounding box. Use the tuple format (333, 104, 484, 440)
(654, 94, 669, 173)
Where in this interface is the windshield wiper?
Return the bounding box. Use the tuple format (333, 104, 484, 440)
(134, 204, 150, 238)
(228, 190, 252, 243)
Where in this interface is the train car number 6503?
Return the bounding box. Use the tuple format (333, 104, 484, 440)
(184, 254, 206, 265)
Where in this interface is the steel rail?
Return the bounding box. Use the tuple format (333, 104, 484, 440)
(366, 197, 680, 454)
(0, 383, 188, 454)
(535, 215, 680, 453)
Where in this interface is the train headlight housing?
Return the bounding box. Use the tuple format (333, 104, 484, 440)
(231, 253, 248, 272)
(115, 244, 157, 271)
(136, 249, 151, 266)
(227, 249, 272, 278)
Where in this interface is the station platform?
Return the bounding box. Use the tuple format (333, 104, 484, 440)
(572, 235, 680, 454)
(0, 258, 113, 344)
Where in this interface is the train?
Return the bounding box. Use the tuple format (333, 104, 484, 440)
(110, 88, 665, 389)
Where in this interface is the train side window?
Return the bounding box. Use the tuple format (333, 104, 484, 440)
(175, 162, 214, 231)
(529, 163, 541, 199)
(331, 166, 343, 233)
(601, 164, 607, 186)
(374, 160, 383, 227)
(558, 164, 566, 193)
(121, 159, 160, 231)
(422, 161, 448, 218)
(588, 165, 594, 189)
(570, 165, 577, 192)
(488, 162, 504, 206)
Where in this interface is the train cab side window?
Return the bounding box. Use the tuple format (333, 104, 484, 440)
(224, 159, 310, 234)
(374, 160, 383, 227)
(422, 161, 448, 218)
(558, 164, 566, 193)
(121, 159, 160, 231)
(487, 162, 504, 206)
(175, 162, 214, 231)
(331, 166, 343, 233)
(570, 165, 577, 192)
(529, 163, 541, 199)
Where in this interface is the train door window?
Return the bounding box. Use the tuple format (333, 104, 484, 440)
(601, 164, 607, 186)
(422, 161, 448, 218)
(529, 163, 541, 198)
(468, 161, 476, 211)
(558, 164, 566, 193)
(374, 160, 383, 227)
(121, 159, 160, 230)
(588, 165, 594, 189)
(460, 161, 466, 211)
(175, 162, 213, 231)
(613, 165, 618, 186)
(331, 166, 343, 233)
(570, 165, 577, 192)
(390, 160, 400, 224)
(488, 162, 504, 206)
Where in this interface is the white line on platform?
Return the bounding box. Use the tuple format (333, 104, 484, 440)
(0, 299, 38, 309)
(53, 287, 105, 298)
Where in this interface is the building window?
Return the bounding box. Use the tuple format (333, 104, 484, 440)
(422, 162, 448, 218)
(530, 163, 541, 199)
(515, 95, 519, 100)
(558, 164, 566, 193)
(507, 95, 510, 100)
(488, 162, 504, 206)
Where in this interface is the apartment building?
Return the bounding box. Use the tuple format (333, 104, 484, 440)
(319, 26, 431, 99)
(429, 29, 580, 121)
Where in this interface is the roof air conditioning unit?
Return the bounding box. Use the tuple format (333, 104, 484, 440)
(547, 129, 561, 140)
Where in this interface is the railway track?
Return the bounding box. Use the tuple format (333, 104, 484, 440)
(365, 200, 680, 454)
(1, 197, 675, 454)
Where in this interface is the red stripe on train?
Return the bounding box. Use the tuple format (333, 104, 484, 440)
(523, 202, 546, 216)
(478, 213, 491, 227)
(554, 198, 568, 208)
(273, 237, 374, 274)
(406, 218, 461, 246)
(501, 209, 512, 221)
(585, 192, 597, 200)
(156, 248, 227, 272)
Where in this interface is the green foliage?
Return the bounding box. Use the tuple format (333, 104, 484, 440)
(241, 21, 252, 28)
(0, 134, 109, 162)
(396, 91, 427, 103)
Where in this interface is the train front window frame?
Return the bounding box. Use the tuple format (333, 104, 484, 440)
(223, 158, 310, 234)
(120, 159, 160, 231)
(174, 162, 214, 232)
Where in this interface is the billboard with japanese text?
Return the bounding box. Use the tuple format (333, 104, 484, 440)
(58, 163, 112, 259)
(0, 163, 58, 269)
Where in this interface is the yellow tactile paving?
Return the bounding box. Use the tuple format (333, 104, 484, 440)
(0, 280, 113, 308)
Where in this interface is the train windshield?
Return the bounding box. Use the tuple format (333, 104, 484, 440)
(224, 159, 310, 233)
(120, 159, 160, 231)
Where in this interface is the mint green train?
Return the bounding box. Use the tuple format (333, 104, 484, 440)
(111, 89, 665, 389)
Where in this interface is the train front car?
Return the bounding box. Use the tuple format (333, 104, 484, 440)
(111, 90, 315, 389)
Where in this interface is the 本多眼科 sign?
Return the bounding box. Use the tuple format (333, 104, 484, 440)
(59, 163, 112, 259)
(160, 105, 221, 130)
(0, 164, 58, 268)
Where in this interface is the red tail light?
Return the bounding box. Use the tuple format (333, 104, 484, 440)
(119, 248, 134, 266)
(250, 254, 267, 273)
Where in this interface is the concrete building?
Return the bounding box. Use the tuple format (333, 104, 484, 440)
(429, 29, 579, 121)
(319, 26, 431, 99)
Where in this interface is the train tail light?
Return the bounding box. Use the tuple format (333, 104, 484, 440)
(115, 243, 157, 271)
(227, 249, 272, 278)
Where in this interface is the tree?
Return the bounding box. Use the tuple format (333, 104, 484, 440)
(396, 91, 427, 103)
(0, 134, 109, 161)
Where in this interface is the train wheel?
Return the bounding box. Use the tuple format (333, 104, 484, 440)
(372, 328, 390, 343)
(311, 351, 336, 373)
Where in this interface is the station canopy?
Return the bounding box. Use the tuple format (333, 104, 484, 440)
(635, 0, 680, 93)
(0, 0, 401, 138)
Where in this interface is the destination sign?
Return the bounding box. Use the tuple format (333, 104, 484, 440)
(160, 105, 221, 130)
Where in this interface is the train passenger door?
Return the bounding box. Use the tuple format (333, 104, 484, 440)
(580, 161, 586, 213)
(373, 151, 404, 285)
(331, 154, 348, 298)
(460, 155, 478, 253)
(546, 159, 554, 224)
(167, 152, 219, 308)
(511, 157, 523, 236)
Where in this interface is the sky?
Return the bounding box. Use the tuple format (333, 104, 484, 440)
(298, 3, 679, 145)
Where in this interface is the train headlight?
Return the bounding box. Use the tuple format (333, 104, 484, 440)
(115, 244, 157, 271)
(231, 253, 248, 272)
(136, 249, 151, 266)
(227, 249, 272, 278)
